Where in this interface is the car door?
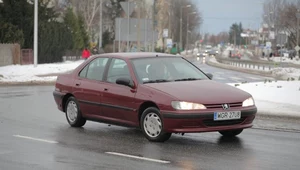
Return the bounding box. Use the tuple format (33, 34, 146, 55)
(101, 58, 138, 125)
(72, 57, 109, 117)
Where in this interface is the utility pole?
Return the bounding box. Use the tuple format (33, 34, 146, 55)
(180, 5, 191, 51)
(34, 0, 38, 67)
(137, 1, 141, 52)
(118, 19, 121, 52)
(127, 2, 130, 51)
(186, 12, 196, 55)
(296, 12, 300, 57)
(144, 1, 147, 52)
(152, 0, 156, 52)
(99, 0, 103, 51)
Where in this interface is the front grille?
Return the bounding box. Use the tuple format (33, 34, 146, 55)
(205, 102, 242, 109)
(203, 117, 246, 127)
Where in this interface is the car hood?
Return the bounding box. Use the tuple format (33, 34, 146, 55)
(144, 80, 251, 104)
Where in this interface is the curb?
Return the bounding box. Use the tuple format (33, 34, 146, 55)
(0, 81, 56, 86)
(206, 58, 284, 80)
(256, 112, 300, 121)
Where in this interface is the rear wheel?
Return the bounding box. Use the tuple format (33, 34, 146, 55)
(65, 96, 86, 127)
(219, 129, 243, 137)
(140, 107, 171, 142)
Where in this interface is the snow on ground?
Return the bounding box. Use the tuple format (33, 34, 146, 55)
(229, 81, 300, 116)
(0, 60, 84, 82)
(272, 67, 300, 80)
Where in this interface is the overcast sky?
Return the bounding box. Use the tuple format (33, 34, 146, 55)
(191, 0, 264, 34)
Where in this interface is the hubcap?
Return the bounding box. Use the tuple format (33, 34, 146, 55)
(143, 112, 162, 138)
(66, 101, 78, 123)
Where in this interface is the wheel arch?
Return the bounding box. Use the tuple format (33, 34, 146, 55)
(138, 101, 159, 123)
(62, 93, 74, 112)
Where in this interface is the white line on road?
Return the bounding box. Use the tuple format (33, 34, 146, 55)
(214, 76, 226, 80)
(13, 135, 58, 144)
(105, 152, 170, 164)
(215, 72, 225, 74)
(230, 76, 243, 80)
(247, 77, 262, 80)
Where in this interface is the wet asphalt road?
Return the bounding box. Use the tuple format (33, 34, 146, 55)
(191, 59, 274, 84)
(1, 83, 300, 169)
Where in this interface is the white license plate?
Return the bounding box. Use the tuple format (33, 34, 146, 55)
(214, 111, 241, 121)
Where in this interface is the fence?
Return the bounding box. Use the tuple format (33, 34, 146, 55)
(0, 43, 21, 66)
(21, 49, 33, 65)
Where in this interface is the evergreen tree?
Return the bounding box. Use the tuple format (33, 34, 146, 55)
(0, 21, 24, 45)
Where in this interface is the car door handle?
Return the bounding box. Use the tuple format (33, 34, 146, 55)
(75, 82, 81, 86)
(104, 88, 108, 91)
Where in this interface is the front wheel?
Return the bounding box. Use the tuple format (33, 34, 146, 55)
(65, 96, 86, 127)
(219, 129, 243, 137)
(141, 107, 171, 142)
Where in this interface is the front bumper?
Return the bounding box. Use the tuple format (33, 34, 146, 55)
(161, 107, 257, 133)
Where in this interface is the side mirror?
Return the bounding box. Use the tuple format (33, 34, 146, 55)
(206, 73, 213, 80)
(116, 77, 134, 88)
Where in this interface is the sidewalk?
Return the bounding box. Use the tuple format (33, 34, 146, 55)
(228, 81, 300, 120)
(0, 60, 83, 85)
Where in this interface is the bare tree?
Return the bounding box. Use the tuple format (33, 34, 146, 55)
(163, 0, 202, 48)
(262, 0, 300, 48)
(67, 0, 101, 33)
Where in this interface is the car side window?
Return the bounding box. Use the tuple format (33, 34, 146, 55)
(84, 57, 109, 81)
(106, 58, 131, 84)
(79, 65, 88, 78)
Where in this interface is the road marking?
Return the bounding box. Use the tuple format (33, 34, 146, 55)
(105, 152, 170, 164)
(230, 76, 243, 80)
(13, 135, 58, 144)
(214, 76, 226, 80)
(247, 77, 262, 80)
(215, 72, 225, 74)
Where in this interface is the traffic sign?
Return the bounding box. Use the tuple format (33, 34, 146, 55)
(295, 45, 300, 51)
(120, 2, 136, 17)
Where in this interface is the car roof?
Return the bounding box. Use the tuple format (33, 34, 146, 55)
(93, 52, 180, 59)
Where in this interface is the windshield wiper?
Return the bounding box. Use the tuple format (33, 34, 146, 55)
(174, 78, 201, 82)
(143, 79, 172, 84)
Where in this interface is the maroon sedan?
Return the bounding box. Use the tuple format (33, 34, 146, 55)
(53, 53, 257, 142)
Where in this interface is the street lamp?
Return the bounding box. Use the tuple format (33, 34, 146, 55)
(186, 12, 197, 55)
(34, 0, 38, 67)
(296, 11, 300, 57)
(180, 4, 191, 51)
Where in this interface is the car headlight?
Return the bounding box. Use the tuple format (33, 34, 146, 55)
(242, 97, 255, 107)
(171, 101, 207, 110)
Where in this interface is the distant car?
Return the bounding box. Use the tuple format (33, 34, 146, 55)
(209, 49, 219, 56)
(230, 50, 242, 59)
(53, 53, 257, 142)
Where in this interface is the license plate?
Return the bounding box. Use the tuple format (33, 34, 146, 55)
(214, 111, 241, 121)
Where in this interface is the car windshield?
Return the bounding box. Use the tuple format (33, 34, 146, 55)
(131, 57, 209, 84)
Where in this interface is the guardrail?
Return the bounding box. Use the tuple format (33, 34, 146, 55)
(216, 56, 300, 69)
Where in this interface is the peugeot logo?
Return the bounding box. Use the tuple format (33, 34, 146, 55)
(222, 104, 230, 110)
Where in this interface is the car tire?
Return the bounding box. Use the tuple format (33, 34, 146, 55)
(65, 96, 86, 127)
(219, 129, 243, 137)
(140, 107, 172, 142)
